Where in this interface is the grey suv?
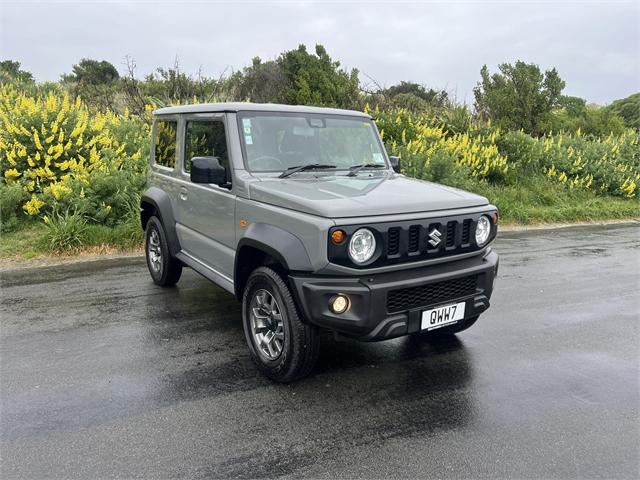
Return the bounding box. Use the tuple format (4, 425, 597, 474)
(141, 103, 499, 382)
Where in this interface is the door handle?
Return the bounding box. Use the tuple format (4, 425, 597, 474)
(179, 186, 188, 201)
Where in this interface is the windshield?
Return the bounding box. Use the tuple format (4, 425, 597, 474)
(237, 112, 387, 172)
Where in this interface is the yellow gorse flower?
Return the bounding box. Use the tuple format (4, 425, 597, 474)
(0, 84, 150, 217)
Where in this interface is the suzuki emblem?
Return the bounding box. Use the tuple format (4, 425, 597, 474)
(428, 228, 442, 247)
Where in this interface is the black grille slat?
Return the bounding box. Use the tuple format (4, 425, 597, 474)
(461, 219, 471, 244)
(446, 221, 456, 247)
(387, 228, 400, 256)
(386, 275, 478, 313)
(408, 225, 420, 253)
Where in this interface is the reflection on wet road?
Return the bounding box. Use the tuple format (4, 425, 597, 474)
(1, 224, 639, 478)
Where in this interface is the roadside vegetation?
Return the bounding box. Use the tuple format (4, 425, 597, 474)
(0, 46, 638, 260)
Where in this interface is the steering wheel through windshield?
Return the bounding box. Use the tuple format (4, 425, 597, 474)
(250, 155, 285, 171)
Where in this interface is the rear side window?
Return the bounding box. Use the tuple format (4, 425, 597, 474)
(184, 120, 229, 173)
(154, 120, 177, 168)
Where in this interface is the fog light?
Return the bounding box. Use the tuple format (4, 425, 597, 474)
(329, 294, 350, 314)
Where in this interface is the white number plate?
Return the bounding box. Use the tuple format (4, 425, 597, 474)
(421, 302, 466, 331)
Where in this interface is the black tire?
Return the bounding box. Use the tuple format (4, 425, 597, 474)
(412, 315, 479, 340)
(144, 216, 182, 286)
(242, 266, 319, 383)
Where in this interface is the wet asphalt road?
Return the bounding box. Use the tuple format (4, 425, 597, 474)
(1, 224, 639, 479)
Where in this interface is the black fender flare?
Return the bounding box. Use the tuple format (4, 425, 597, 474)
(234, 223, 314, 298)
(140, 186, 181, 256)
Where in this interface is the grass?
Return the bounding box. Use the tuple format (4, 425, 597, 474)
(472, 179, 640, 224)
(0, 182, 638, 262)
(0, 219, 143, 262)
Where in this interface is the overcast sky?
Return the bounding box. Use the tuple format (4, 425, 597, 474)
(1, 0, 638, 104)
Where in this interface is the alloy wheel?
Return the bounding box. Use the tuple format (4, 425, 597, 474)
(250, 289, 285, 360)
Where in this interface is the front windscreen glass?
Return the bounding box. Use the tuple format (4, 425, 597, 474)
(238, 113, 387, 172)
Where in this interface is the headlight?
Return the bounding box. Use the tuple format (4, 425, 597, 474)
(475, 215, 491, 246)
(348, 228, 376, 264)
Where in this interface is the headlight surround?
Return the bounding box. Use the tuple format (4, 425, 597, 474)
(475, 215, 491, 246)
(348, 228, 377, 264)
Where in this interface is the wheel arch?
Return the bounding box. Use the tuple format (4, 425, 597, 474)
(234, 223, 313, 301)
(140, 186, 181, 256)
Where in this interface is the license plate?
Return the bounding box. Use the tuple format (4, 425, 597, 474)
(421, 302, 466, 331)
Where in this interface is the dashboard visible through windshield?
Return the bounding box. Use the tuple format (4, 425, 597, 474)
(237, 112, 387, 172)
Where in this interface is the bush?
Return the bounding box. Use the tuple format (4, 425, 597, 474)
(0, 84, 149, 225)
(372, 107, 510, 183)
(372, 107, 639, 199)
(0, 182, 27, 232)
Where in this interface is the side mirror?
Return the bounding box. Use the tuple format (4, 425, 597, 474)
(190, 156, 226, 185)
(389, 156, 401, 173)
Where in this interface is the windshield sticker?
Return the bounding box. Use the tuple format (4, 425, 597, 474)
(373, 153, 384, 163)
(245, 134, 253, 145)
(242, 118, 252, 128)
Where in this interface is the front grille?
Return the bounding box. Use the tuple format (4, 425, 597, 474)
(327, 212, 494, 269)
(386, 275, 478, 313)
(383, 217, 478, 261)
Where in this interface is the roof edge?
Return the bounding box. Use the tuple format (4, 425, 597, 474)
(153, 102, 370, 118)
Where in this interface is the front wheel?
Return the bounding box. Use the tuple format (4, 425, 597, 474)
(242, 266, 319, 383)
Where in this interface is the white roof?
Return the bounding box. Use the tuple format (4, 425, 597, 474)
(154, 102, 370, 118)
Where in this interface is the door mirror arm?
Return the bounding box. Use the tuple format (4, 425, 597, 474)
(389, 156, 401, 173)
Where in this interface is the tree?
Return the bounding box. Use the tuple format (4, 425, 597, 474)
(605, 92, 640, 131)
(236, 57, 288, 103)
(0, 60, 34, 84)
(61, 58, 120, 111)
(62, 58, 119, 85)
(473, 61, 565, 134)
(542, 103, 627, 136)
(383, 81, 449, 108)
(277, 44, 360, 108)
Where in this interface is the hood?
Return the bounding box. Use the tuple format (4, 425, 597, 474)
(248, 173, 489, 218)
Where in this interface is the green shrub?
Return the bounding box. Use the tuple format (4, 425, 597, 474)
(43, 209, 88, 252)
(0, 182, 27, 232)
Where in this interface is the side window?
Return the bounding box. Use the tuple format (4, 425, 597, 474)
(184, 120, 229, 174)
(154, 120, 177, 168)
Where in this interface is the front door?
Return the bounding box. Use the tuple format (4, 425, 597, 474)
(174, 114, 236, 280)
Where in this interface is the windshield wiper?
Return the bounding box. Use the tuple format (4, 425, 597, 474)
(347, 163, 386, 177)
(278, 163, 336, 178)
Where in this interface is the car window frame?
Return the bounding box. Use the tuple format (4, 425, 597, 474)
(179, 112, 233, 189)
(235, 111, 390, 173)
(151, 115, 179, 172)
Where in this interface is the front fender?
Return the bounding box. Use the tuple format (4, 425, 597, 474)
(237, 223, 313, 272)
(234, 223, 314, 300)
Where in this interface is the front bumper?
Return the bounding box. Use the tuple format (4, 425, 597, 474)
(290, 250, 499, 341)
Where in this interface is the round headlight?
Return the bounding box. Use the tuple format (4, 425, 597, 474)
(475, 215, 491, 246)
(348, 228, 376, 264)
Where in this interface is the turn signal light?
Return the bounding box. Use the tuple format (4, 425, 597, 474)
(492, 212, 499, 225)
(331, 229, 346, 245)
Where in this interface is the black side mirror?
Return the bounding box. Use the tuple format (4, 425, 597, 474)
(190, 156, 226, 185)
(389, 156, 401, 173)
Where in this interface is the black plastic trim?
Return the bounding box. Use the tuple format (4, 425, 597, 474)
(140, 187, 181, 256)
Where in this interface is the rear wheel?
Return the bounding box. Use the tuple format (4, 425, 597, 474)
(242, 266, 319, 382)
(145, 216, 182, 286)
